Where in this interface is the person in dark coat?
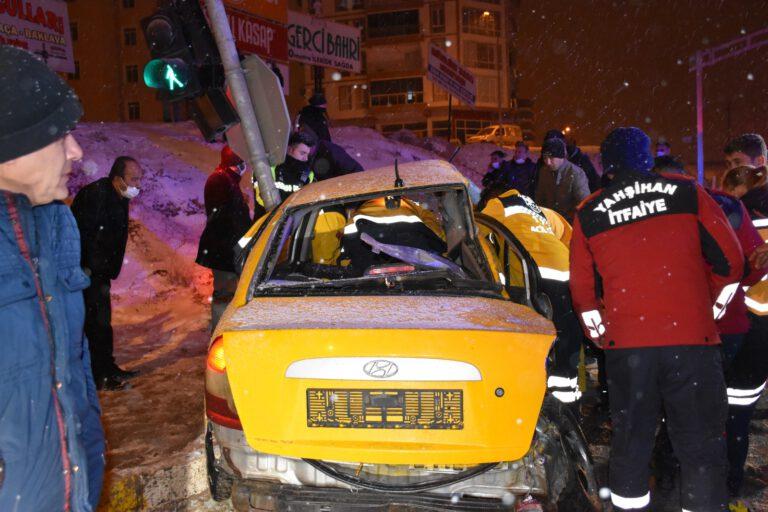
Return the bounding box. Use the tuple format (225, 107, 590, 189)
(312, 138, 364, 181)
(273, 131, 317, 202)
(0, 44, 105, 512)
(297, 93, 332, 142)
(196, 146, 253, 329)
(540, 129, 601, 192)
(503, 141, 536, 196)
(72, 156, 143, 390)
(481, 150, 507, 188)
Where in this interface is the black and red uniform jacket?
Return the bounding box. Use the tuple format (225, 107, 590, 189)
(569, 170, 744, 349)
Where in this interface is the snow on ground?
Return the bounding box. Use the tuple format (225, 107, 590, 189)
(70, 122, 767, 510)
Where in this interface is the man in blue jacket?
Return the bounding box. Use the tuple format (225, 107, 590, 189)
(0, 45, 105, 511)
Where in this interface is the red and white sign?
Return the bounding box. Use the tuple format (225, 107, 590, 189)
(224, 0, 287, 24)
(427, 44, 476, 106)
(225, 7, 288, 62)
(0, 0, 75, 73)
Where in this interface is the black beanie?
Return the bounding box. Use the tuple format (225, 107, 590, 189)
(0, 45, 83, 164)
(541, 138, 567, 159)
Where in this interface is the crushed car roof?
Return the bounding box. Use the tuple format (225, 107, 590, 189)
(282, 159, 469, 208)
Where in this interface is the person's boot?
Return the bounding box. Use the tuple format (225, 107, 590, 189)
(97, 374, 127, 391)
(112, 365, 139, 379)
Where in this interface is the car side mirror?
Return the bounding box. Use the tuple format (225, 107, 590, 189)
(533, 292, 553, 320)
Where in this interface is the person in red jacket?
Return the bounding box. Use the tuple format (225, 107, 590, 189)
(570, 127, 744, 512)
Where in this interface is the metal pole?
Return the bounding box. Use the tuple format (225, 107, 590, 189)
(695, 51, 704, 185)
(203, 0, 281, 210)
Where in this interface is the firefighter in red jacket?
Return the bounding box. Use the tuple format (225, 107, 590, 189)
(570, 127, 744, 512)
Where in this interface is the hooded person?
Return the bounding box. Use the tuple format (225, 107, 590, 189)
(196, 145, 253, 329)
(296, 92, 332, 143)
(72, 155, 144, 389)
(570, 126, 744, 512)
(0, 44, 105, 512)
(533, 137, 590, 221)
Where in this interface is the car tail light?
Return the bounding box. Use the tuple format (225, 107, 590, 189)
(205, 335, 242, 429)
(207, 336, 226, 373)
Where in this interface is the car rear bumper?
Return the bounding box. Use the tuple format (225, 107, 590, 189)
(211, 423, 547, 505)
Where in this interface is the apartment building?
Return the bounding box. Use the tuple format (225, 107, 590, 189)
(315, 0, 531, 142)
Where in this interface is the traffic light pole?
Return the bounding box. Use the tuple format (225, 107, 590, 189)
(203, 0, 281, 211)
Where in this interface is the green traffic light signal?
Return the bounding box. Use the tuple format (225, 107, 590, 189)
(143, 58, 189, 91)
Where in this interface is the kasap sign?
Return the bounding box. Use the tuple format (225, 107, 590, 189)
(0, 0, 74, 73)
(287, 11, 360, 73)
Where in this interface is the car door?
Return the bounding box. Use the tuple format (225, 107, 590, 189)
(475, 213, 553, 319)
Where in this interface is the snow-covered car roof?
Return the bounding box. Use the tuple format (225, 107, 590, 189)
(282, 159, 469, 208)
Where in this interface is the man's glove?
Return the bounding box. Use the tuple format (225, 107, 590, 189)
(581, 310, 606, 346)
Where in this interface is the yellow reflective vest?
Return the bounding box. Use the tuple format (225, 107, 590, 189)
(481, 189, 570, 281)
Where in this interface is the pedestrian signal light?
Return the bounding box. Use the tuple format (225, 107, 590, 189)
(143, 58, 189, 91)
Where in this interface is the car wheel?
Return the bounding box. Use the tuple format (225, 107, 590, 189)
(205, 423, 234, 501)
(540, 398, 603, 511)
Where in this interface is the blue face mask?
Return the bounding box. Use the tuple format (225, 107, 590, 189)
(491, 162, 501, 169)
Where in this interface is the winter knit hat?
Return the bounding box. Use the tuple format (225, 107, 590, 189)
(0, 45, 83, 164)
(541, 138, 567, 159)
(544, 129, 565, 141)
(220, 145, 243, 168)
(601, 127, 653, 175)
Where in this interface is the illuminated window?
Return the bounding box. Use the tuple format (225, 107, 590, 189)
(462, 8, 500, 36)
(463, 41, 496, 69)
(370, 78, 423, 106)
(128, 102, 141, 120)
(124, 28, 137, 46)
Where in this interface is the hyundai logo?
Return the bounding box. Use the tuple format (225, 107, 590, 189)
(363, 360, 399, 378)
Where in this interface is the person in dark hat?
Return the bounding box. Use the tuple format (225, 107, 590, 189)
(297, 92, 332, 143)
(196, 145, 254, 330)
(0, 44, 105, 511)
(534, 137, 589, 221)
(542, 129, 601, 192)
(570, 126, 743, 512)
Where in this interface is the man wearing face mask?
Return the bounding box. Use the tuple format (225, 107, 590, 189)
(71, 156, 143, 390)
(197, 146, 253, 331)
(481, 150, 507, 189)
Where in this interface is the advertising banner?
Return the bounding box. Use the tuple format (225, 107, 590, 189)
(287, 11, 361, 73)
(0, 0, 74, 73)
(427, 44, 476, 106)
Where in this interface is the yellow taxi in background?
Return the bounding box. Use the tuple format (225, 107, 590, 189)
(205, 161, 601, 511)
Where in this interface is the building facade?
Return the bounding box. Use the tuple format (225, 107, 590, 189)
(314, 0, 533, 142)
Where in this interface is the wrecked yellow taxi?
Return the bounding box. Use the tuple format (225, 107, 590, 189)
(204, 161, 600, 511)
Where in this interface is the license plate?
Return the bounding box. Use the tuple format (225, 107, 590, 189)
(307, 389, 463, 429)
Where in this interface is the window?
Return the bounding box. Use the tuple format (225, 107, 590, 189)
(462, 8, 500, 37)
(338, 85, 353, 111)
(124, 28, 137, 46)
(477, 77, 499, 104)
(122, 0, 135, 7)
(336, 0, 363, 11)
(68, 60, 80, 80)
(430, 4, 445, 33)
(125, 65, 139, 83)
(432, 120, 450, 139)
(354, 86, 368, 109)
(128, 102, 141, 120)
(432, 83, 449, 102)
(463, 41, 496, 69)
(70, 22, 78, 42)
(367, 10, 419, 38)
(370, 78, 423, 106)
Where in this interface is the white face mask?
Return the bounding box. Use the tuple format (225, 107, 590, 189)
(119, 177, 140, 199)
(491, 162, 501, 169)
(515, 158, 526, 164)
